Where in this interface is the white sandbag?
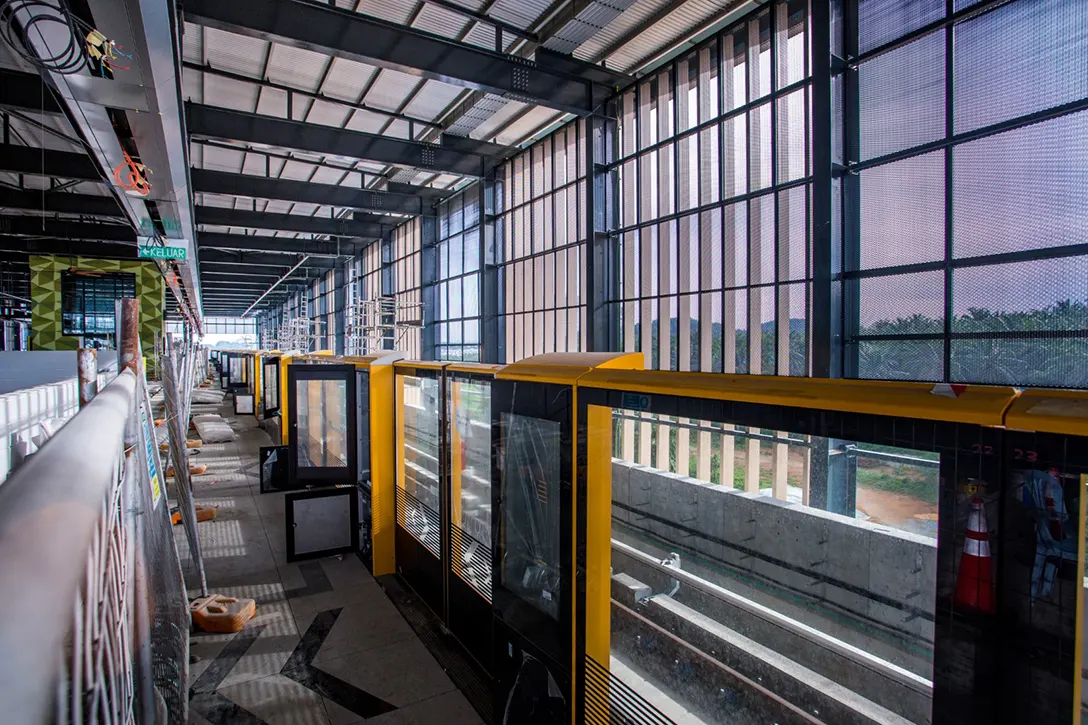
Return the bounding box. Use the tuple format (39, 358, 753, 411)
(191, 389, 226, 404)
(194, 415, 235, 443)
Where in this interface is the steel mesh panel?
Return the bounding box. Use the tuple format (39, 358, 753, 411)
(859, 151, 945, 269)
(951, 336, 1088, 387)
(953, 110, 1088, 258)
(778, 185, 808, 281)
(859, 270, 944, 334)
(776, 88, 807, 183)
(858, 338, 943, 380)
(953, 0, 1088, 134)
(858, 30, 945, 161)
(858, 0, 944, 55)
(952, 257, 1088, 334)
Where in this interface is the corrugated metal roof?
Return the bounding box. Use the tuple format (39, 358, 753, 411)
(401, 80, 465, 122)
(201, 144, 246, 173)
(364, 70, 425, 113)
(193, 25, 268, 77)
(469, 98, 527, 141)
(413, 3, 474, 38)
(203, 73, 260, 112)
(304, 99, 354, 129)
(266, 43, 330, 93)
(355, 0, 419, 25)
(494, 105, 561, 145)
(255, 88, 288, 118)
(571, 0, 675, 64)
(319, 58, 378, 102)
(345, 108, 390, 135)
(607, 0, 729, 72)
(490, 0, 554, 30)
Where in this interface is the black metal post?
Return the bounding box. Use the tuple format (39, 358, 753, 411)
(480, 173, 500, 363)
(421, 209, 438, 360)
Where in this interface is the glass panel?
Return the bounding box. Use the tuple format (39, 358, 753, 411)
(608, 414, 938, 723)
(449, 379, 493, 600)
(230, 356, 244, 384)
(501, 412, 562, 620)
(399, 375, 441, 557)
(296, 378, 348, 468)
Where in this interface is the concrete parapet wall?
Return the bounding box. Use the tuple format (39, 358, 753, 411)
(611, 458, 937, 674)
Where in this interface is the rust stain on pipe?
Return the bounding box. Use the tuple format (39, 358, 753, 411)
(119, 298, 141, 374)
(77, 348, 98, 408)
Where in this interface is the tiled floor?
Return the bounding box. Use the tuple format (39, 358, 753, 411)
(176, 399, 484, 725)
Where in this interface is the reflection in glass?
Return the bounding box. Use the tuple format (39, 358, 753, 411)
(296, 379, 347, 468)
(263, 362, 279, 410)
(449, 379, 492, 599)
(501, 413, 561, 620)
(608, 414, 938, 722)
(398, 376, 441, 556)
(230, 356, 243, 384)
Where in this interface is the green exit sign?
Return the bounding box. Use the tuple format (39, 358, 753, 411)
(138, 245, 187, 260)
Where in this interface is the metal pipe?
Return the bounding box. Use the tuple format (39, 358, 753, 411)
(243, 256, 309, 317)
(0, 370, 137, 724)
(77, 348, 98, 407)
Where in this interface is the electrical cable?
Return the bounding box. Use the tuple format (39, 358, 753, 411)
(0, 0, 92, 75)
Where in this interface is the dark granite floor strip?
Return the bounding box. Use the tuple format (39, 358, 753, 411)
(280, 607, 398, 720)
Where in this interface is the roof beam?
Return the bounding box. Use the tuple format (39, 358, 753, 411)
(182, 62, 442, 132)
(0, 188, 121, 217)
(200, 272, 309, 283)
(199, 249, 338, 267)
(385, 182, 454, 202)
(191, 168, 422, 215)
(196, 206, 390, 238)
(187, 103, 487, 178)
(0, 235, 135, 258)
(0, 144, 101, 181)
(201, 261, 316, 276)
(197, 232, 358, 256)
(182, 0, 602, 115)
(0, 69, 63, 114)
(0, 215, 135, 242)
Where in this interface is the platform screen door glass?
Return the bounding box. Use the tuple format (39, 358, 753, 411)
(288, 364, 357, 487)
(298, 379, 348, 468)
(398, 375, 442, 557)
(449, 378, 493, 600)
(501, 412, 562, 621)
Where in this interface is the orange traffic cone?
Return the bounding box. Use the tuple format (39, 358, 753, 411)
(955, 497, 995, 614)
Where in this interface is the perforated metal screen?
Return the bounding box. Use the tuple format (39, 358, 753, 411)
(843, 0, 1088, 386)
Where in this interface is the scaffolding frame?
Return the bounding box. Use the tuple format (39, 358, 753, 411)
(346, 295, 422, 356)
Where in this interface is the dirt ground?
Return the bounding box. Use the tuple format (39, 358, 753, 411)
(856, 486, 938, 536)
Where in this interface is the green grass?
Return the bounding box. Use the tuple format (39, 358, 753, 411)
(856, 466, 939, 505)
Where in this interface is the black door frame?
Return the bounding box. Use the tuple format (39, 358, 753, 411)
(287, 363, 358, 488)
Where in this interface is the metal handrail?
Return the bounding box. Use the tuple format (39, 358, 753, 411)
(0, 369, 137, 724)
(612, 538, 933, 696)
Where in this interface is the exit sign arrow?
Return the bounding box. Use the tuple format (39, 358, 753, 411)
(138, 245, 187, 260)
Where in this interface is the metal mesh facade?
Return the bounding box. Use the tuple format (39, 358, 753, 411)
(497, 119, 588, 363)
(613, 0, 812, 377)
(843, 0, 1088, 386)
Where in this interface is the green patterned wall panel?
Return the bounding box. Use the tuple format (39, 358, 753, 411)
(28, 256, 164, 374)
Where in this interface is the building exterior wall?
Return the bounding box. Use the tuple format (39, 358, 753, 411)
(28, 256, 164, 374)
